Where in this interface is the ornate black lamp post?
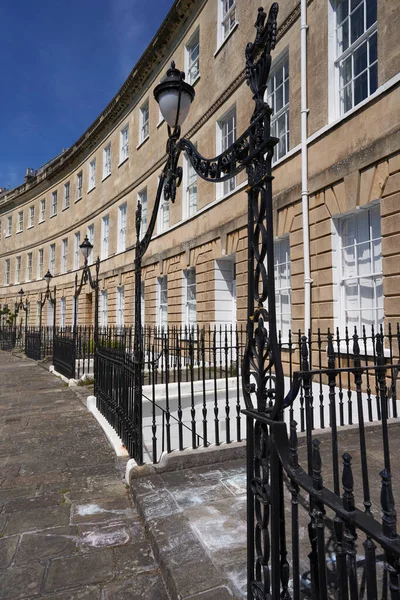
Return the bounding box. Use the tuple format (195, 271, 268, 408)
(39, 270, 57, 331)
(133, 4, 283, 481)
(74, 235, 100, 341)
(16, 288, 29, 349)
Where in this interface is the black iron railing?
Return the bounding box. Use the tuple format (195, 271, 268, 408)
(245, 325, 400, 598)
(93, 323, 400, 468)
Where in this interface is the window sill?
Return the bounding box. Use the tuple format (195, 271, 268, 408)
(214, 23, 239, 58)
(118, 156, 129, 168)
(136, 135, 149, 150)
(16, 229, 23, 234)
(87, 186, 95, 194)
(75, 196, 82, 204)
(102, 172, 112, 182)
(50, 213, 57, 219)
(5, 234, 11, 238)
(332, 341, 391, 359)
(156, 118, 165, 129)
(27, 225, 34, 230)
(62, 205, 70, 212)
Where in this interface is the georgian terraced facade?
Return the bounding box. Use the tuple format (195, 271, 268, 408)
(0, 0, 399, 337)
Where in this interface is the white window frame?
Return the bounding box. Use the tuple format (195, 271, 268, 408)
(40, 199, 46, 222)
(51, 191, 58, 217)
(74, 232, 81, 270)
(185, 28, 200, 86)
(332, 202, 383, 335)
(76, 171, 83, 200)
(15, 256, 21, 284)
(217, 106, 236, 198)
(100, 290, 108, 328)
(101, 215, 109, 260)
(274, 236, 291, 341)
(118, 203, 127, 253)
(6, 215, 12, 236)
(60, 297, 66, 328)
(329, 0, 378, 120)
(183, 268, 196, 330)
(116, 286, 125, 329)
(62, 238, 68, 273)
(87, 224, 94, 265)
(267, 53, 290, 163)
(37, 249, 44, 279)
(157, 276, 168, 329)
(5, 259, 10, 285)
(183, 150, 197, 219)
(88, 158, 96, 191)
(217, 0, 237, 48)
(157, 179, 169, 234)
(26, 252, 33, 281)
(138, 188, 147, 240)
(119, 124, 129, 164)
(63, 182, 70, 209)
(49, 243, 56, 274)
(103, 143, 111, 179)
(17, 211, 24, 232)
(29, 205, 35, 228)
(139, 101, 149, 144)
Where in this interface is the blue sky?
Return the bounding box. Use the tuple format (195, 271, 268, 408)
(0, 0, 173, 190)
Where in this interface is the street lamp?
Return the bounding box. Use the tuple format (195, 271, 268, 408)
(74, 235, 99, 339)
(39, 270, 57, 331)
(133, 5, 285, 469)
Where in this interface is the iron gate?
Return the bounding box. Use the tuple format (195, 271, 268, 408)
(0, 326, 16, 351)
(245, 331, 400, 598)
(25, 328, 42, 361)
(53, 329, 75, 379)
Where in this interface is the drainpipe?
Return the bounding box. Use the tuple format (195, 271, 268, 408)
(301, 0, 312, 333)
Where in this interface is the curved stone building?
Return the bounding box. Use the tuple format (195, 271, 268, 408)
(1, 0, 399, 337)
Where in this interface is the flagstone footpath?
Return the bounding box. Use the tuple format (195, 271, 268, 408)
(0, 351, 169, 599)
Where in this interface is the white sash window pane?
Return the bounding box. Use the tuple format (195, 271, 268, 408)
(51, 192, 57, 216)
(157, 276, 168, 329)
(5, 259, 10, 284)
(101, 216, 109, 259)
(116, 286, 125, 329)
(64, 182, 70, 209)
(27, 253, 33, 280)
(120, 125, 129, 162)
(18, 211, 24, 232)
(29, 206, 35, 227)
(184, 268, 196, 330)
(76, 172, 83, 200)
(273, 237, 291, 341)
(87, 225, 94, 265)
(337, 203, 382, 332)
(186, 29, 200, 85)
(74, 232, 81, 269)
(7, 216, 12, 236)
(15, 256, 21, 283)
(100, 290, 108, 328)
(62, 239, 68, 272)
(140, 102, 149, 143)
(221, 0, 236, 42)
(218, 108, 236, 196)
(60, 297, 66, 328)
(47, 300, 54, 327)
(37, 249, 44, 279)
(49, 244, 56, 274)
(267, 55, 290, 163)
(88, 158, 96, 191)
(138, 189, 147, 239)
(335, 0, 377, 115)
(118, 204, 127, 252)
(103, 144, 111, 178)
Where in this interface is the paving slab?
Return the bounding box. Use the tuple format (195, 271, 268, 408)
(0, 351, 169, 599)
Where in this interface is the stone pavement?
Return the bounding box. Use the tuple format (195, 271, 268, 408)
(0, 351, 169, 599)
